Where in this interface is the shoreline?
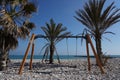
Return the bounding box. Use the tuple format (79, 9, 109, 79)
(0, 58, 120, 80)
(9, 55, 120, 60)
(10, 58, 96, 64)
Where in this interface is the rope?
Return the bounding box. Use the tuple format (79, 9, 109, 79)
(76, 38, 78, 56)
(66, 38, 69, 59)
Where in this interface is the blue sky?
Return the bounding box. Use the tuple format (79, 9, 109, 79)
(10, 0, 120, 56)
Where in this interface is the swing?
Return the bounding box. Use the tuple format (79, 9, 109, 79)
(66, 37, 79, 58)
(18, 34, 105, 75)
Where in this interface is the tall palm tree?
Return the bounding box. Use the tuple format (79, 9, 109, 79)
(74, 0, 120, 64)
(35, 19, 71, 64)
(0, 0, 36, 70)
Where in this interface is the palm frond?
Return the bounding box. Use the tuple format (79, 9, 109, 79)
(40, 43, 49, 55)
(75, 0, 120, 36)
(22, 2, 37, 16)
(18, 26, 29, 39)
(23, 21, 36, 30)
(0, 0, 37, 38)
(103, 31, 115, 35)
(42, 46, 49, 63)
(0, 29, 18, 50)
(102, 36, 112, 42)
(55, 32, 71, 44)
(44, 46, 49, 62)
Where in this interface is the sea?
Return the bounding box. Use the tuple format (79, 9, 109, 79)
(9, 55, 120, 59)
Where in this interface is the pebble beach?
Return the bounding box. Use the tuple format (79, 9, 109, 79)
(0, 58, 120, 80)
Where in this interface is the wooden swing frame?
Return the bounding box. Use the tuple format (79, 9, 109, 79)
(18, 33, 104, 75)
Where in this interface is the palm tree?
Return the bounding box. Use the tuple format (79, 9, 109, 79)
(0, 0, 36, 70)
(74, 0, 120, 64)
(36, 19, 71, 64)
(0, 29, 18, 70)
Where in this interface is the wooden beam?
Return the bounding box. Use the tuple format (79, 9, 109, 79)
(86, 39, 91, 71)
(35, 35, 85, 39)
(18, 34, 35, 75)
(29, 43, 34, 70)
(86, 34, 104, 74)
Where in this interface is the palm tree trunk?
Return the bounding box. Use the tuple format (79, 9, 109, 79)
(49, 43, 54, 64)
(0, 51, 8, 71)
(0, 39, 8, 71)
(95, 36, 103, 65)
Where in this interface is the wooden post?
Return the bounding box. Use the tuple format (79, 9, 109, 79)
(18, 34, 35, 75)
(86, 34, 104, 74)
(86, 39, 91, 71)
(29, 43, 34, 70)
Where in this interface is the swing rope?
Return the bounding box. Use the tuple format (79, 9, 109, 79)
(66, 38, 69, 59)
(76, 38, 78, 56)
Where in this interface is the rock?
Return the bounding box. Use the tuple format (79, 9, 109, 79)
(0, 58, 120, 80)
(0, 72, 2, 75)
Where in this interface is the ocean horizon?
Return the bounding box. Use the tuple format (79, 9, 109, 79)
(9, 55, 120, 59)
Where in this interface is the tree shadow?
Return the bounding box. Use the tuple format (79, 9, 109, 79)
(7, 61, 77, 75)
(31, 62, 77, 69)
